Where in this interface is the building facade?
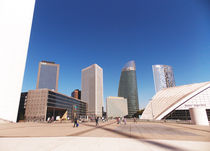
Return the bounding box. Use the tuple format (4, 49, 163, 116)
(141, 82, 210, 121)
(106, 96, 128, 118)
(81, 64, 103, 117)
(118, 61, 139, 117)
(71, 89, 81, 100)
(25, 89, 87, 121)
(36, 61, 59, 92)
(152, 65, 175, 93)
(17, 92, 28, 122)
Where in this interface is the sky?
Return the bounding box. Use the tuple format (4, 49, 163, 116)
(22, 0, 210, 109)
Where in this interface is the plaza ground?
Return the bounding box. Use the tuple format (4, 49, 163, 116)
(0, 120, 210, 151)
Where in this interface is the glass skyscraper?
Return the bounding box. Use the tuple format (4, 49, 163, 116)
(36, 61, 59, 92)
(118, 61, 139, 117)
(152, 65, 175, 93)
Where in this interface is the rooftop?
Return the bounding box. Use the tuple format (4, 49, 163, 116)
(141, 81, 210, 120)
(122, 60, 136, 71)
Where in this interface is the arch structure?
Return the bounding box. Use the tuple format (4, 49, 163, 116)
(0, 0, 35, 122)
(141, 81, 210, 120)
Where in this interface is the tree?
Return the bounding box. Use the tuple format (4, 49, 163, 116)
(133, 109, 145, 117)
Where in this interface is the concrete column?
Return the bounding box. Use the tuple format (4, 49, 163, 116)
(0, 0, 36, 122)
(189, 108, 209, 126)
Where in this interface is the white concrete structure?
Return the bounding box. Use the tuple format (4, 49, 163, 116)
(0, 0, 35, 122)
(189, 108, 209, 126)
(141, 82, 210, 121)
(81, 64, 103, 117)
(106, 96, 128, 118)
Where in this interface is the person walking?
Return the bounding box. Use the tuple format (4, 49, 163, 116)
(134, 117, 137, 123)
(95, 116, 99, 126)
(51, 116, 54, 123)
(73, 117, 78, 128)
(123, 117, 127, 125)
(117, 117, 120, 124)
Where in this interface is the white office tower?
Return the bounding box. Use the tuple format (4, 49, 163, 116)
(0, 0, 35, 122)
(81, 64, 103, 117)
(152, 65, 175, 93)
(106, 96, 128, 118)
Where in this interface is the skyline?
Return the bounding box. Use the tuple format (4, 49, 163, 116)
(21, 0, 210, 108)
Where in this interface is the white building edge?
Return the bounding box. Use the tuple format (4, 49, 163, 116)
(0, 0, 35, 122)
(141, 81, 210, 120)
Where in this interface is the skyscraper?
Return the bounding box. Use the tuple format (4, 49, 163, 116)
(81, 64, 103, 117)
(152, 65, 175, 93)
(36, 61, 59, 91)
(118, 61, 139, 117)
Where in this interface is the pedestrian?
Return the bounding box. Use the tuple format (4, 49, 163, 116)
(117, 117, 120, 124)
(47, 117, 50, 123)
(134, 117, 137, 123)
(102, 116, 105, 122)
(95, 116, 99, 126)
(123, 117, 126, 125)
(73, 117, 78, 128)
(120, 117, 122, 124)
(51, 116, 54, 122)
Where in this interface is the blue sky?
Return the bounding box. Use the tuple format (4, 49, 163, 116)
(22, 0, 210, 108)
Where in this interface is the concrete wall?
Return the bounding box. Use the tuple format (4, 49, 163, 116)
(189, 108, 209, 126)
(0, 0, 35, 122)
(25, 89, 48, 122)
(106, 97, 128, 118)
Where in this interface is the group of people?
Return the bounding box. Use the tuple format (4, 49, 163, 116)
(116, 117, 127, 125)
(48, 116, 136, 126)
(73, 116, 101, 127)
(47, 116, 54, 123)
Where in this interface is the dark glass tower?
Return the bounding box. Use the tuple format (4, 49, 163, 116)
(118, 61, 139, 117)
(36, 61, 59, 92)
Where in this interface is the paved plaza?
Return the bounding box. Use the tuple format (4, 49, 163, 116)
(0, 120, 210, 151)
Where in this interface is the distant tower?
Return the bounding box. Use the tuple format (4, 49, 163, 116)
(36, 61, 59, 91)
(118, 61, 139, 117)
(71, 89, 81, 100)
(81, 64, 103, 117)
(152, 65, 175, 93)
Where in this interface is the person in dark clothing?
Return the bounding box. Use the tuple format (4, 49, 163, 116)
(95, 116, 99, 126)
(73, 117, 78, 128)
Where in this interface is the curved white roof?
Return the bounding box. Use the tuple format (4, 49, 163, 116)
(141, 81, 210, 120)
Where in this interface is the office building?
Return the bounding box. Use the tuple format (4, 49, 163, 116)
(81, 64, 103, 117)
(118, 61, 139, 117)
(25, 89, 87, 121)
(0, 0, 35, 122)
(17, 92, 28, 122)
(36, 61, 59, 91)
(106, 96, 128, 118)
(152, 65, 175, 93)
(71, 89, 81, 100)
(141, 81, 210, 121)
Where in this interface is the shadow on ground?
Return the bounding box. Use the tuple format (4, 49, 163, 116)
(68, 122, 186, 151)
